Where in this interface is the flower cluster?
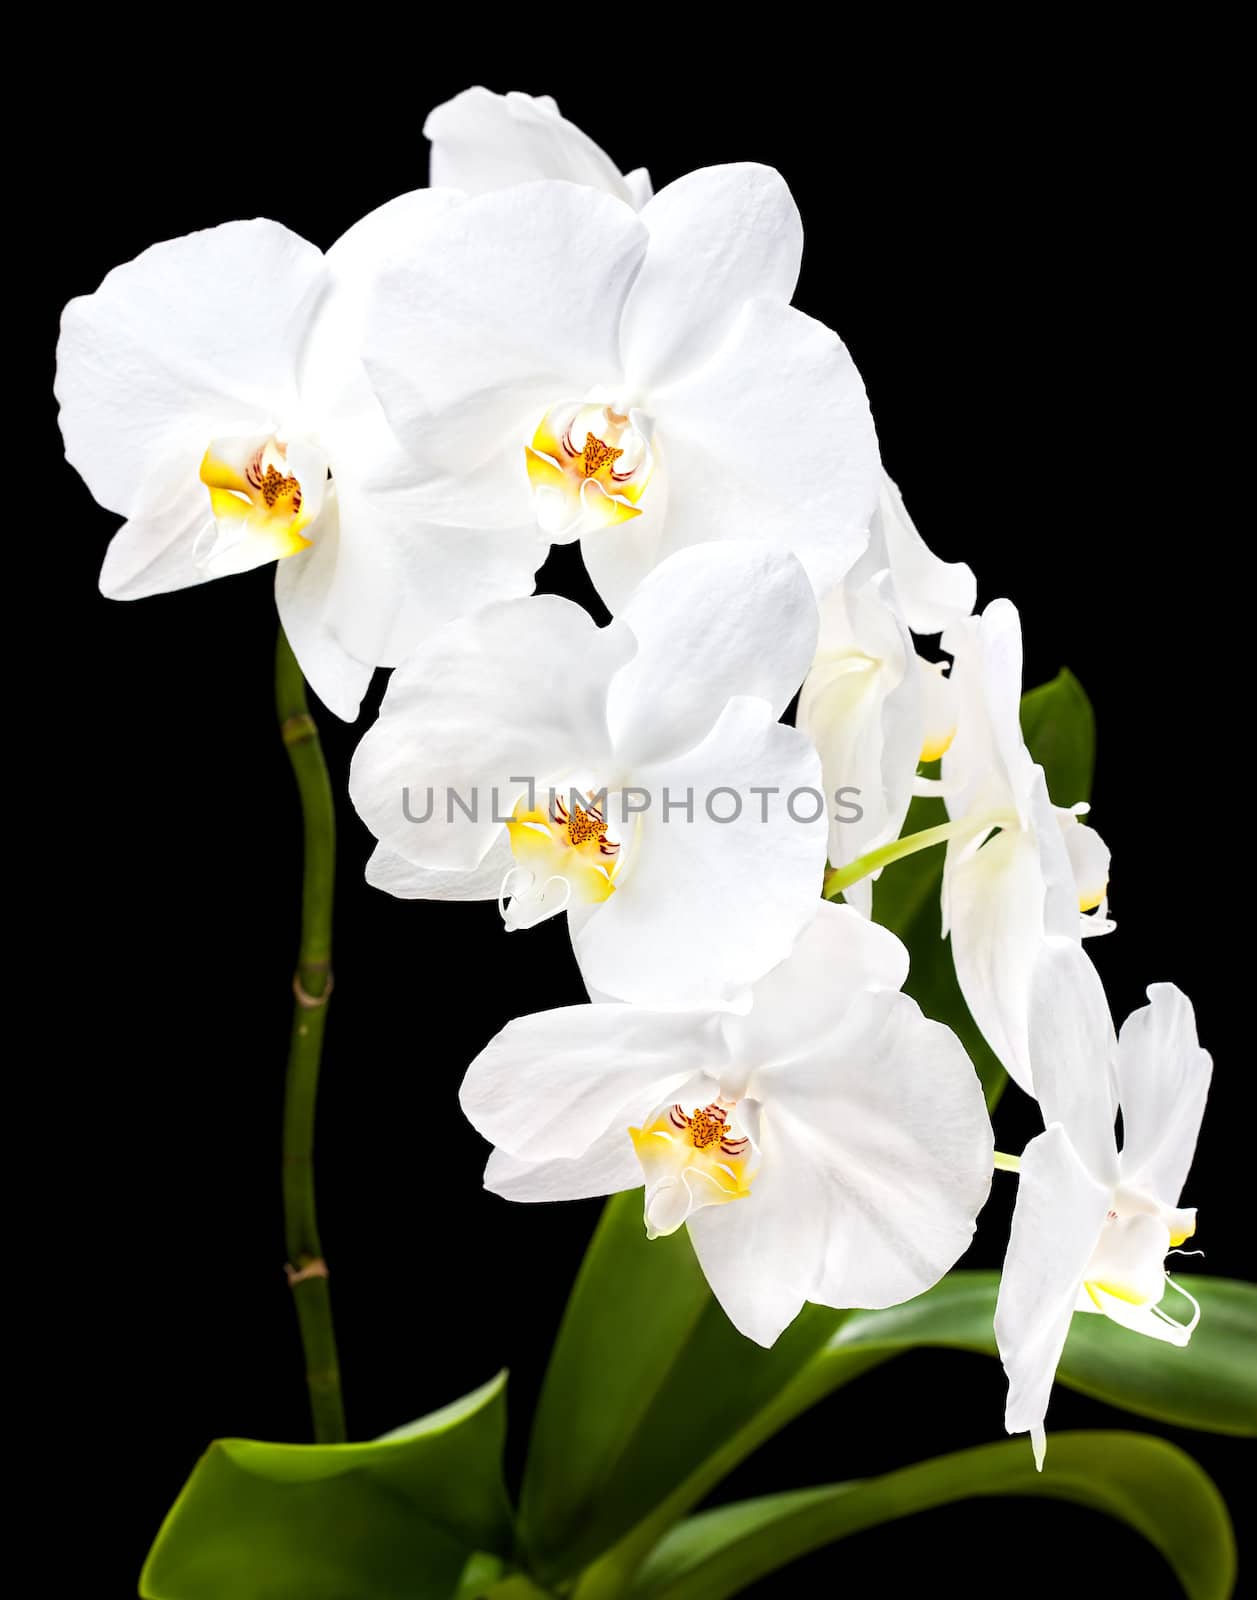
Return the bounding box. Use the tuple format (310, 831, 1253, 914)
(58, 86, 1212, 1466)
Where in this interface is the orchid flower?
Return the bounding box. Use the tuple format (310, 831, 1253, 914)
(349, 543, 826, 1012)
(461, 902, 994, 1345)
(939, 599, 1112, 1093)
(996, 939, 1211, 1467)
(426, 86, 652, 208)
(360, 163, 881, 613)
(55, 203, 541, 720)
(418, 89, 977, 628)
(797, 573, 958, 915)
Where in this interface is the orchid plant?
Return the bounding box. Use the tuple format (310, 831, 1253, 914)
(57, 86, 1252, 1600)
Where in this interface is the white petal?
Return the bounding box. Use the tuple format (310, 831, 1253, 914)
(876, 473, 976, 635)
(1056, 807, 1112, 916)
(425, 88, 638, 203)
(942, 599, 1035, 829)
(364, 833, 512, 901)
(723, 901, 909, 1082)
(620, 165, 803, 390)
(483, 1129, 643, 1202)
(1028, 939, 1120, 1185)
(274, 520, 375, 722)
(574, 698, 827, 1012)
(58, 220, 324, 519)
(460, 1004, 724, 1163)
(944, 824, 1044, 1093)
(362, 183, 647, 503)
(97, 469, 219, 599)
(995, 1124, 1113, 1462)
(655, 298, 879, 583)
(686, 1127, 818, 1346)
(756, 990, 994, 1311)
(624, 168, 654, 209)
(607, 543, 818, 767)
(579, 493, 669, 616)
(1116, 985, 1213, 1204)
(797, 574, 922, 880)
(348, 595, 633, 871)
(313, 407, 543, 671)
(1084, 1211, 1175, 1313)
(302, 188, 464, 434)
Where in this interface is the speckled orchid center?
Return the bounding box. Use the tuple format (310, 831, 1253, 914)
(499, 787, 622, 931)
(1077, 1185, 1199, 1343)
(199, 434, 317, 566)
(630, 1099, 755, 1239)
(525, 401, 655, 541)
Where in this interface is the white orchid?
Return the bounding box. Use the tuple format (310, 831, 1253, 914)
(350, 543, 826, 1012)
(996, 939, 1210, 1467)
(797, 573, 958, 915)
(419, 90, 977, 630)
(426, 86, 652, 208)
(360, 161, 881, 613)
(939, 599, 1112, 1093)
(462, 901, 994, 1345)
(56, 201, 542, 720)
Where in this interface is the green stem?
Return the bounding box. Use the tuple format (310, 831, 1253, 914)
(993, 1150, 1022, 1173)
(822, 810, 1010, 900)
(276, 626, 346, 1444)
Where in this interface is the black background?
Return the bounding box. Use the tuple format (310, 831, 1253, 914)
(28, 54, 1249, 1599)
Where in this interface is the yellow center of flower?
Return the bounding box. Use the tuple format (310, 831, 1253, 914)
(256, 461, 303, 512)
(199, 437, 314, 562)
(506, 789, 621, 908)
(628, 1102, 754, 1238)
(581, 435, 624, 478)
(525, 402, 655, 538)
(687, 1105, 731, 1150)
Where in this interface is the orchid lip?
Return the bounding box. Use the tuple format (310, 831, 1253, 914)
(197, 432, 323, 572)
(630, 1095, 756, 1239)
(525, 400, 656, 541)
(498, 783, 625, 930)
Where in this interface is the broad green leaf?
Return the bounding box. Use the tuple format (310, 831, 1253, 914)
(140, 1372, 514, 1600)
(519, 1193, 844, 1583)
(523, 1188, 1252, 1588)
(626, 1433, 1236, 1600)
(564, 1271, 1253, 1597)
(1020, 666, 1096, 806)
(871, 668, 1098, 1110)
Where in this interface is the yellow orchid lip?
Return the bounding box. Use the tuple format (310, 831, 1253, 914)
(505, 789, 621, 908)
(200, 437, 314, 563)
(1084, 1277, 1152, 1310)
(629, 1101, 755, 1238)
(525, 402, 655, 537)
(919, 729, 955, 763)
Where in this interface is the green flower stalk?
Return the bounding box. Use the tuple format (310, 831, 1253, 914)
(275, 626, 346, 1444)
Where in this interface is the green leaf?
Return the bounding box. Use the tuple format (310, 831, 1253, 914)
(627, 1433, 1236, 1600)
(871, 668, 1098, 1111)
(518, 1193, 843, 1583)
(523, 1200, 1252, 1589)
(564, 1271, 1253, 1596)
(140, 1372, 514, 1600)
(825, 1271, 1257, 1436)
(1020, 666, 1096, 805)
